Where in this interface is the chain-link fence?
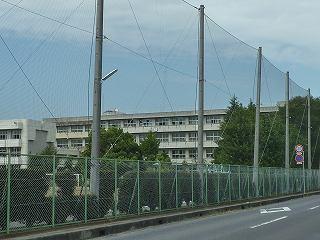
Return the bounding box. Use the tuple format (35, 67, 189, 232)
(0, 154, 319, 235)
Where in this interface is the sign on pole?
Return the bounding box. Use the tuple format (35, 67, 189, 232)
(294, 144, 304, 165)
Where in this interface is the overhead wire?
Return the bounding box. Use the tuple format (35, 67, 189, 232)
(205, 14, 257, 51)
(103, 11, 199, 156)
(0, 0, 23, 19)
(0, 0, 92, 34)
(127, 0, 174, 111)
(0, 34, 57, 119)
(179, 0, 199, 10)
(104, 36, 196, 80)
(312, 127, 320, 166)
(0, 0, 87, 92)
(259, 111, 279, 164)
(291, 97, 308, 160)
(133, 12, 197, 112)
(205, 16, 232, 97)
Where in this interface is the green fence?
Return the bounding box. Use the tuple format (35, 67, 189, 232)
(0, 154, 319, 235)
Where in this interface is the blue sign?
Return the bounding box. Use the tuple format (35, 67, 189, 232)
(295, 154, 304, 164)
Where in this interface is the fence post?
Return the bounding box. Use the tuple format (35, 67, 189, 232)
(51, 155, 56, 227)
(205, 164, 208, 205)
(247, 166, 250, 199)
(268, 167, 271, 196)
(275, 170, 278, 196)
(217, 167, 220, 204)
(84, 157, 88, 223)
(175, 164, 178, 209)
(318, 170, 320, 190)
(158, 161, 161, 212)
(191, 163, 194, 207)
(262, 168, 265, 197)
(238, 165, 241, 200)
(137, 160, 140, 215)
(228, 165, 231, 202)
(6, 153, 11, 234)
(115, 159, 118, 216)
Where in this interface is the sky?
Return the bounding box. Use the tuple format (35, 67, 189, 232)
(0, 0, 318, 120)
(197, 0, 320, 94)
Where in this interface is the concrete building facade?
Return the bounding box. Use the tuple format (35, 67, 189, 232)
(0, 119, 56, 165)
(46, 107, 276, 163)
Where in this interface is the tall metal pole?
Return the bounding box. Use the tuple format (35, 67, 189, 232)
(90, 0, 104, 197)
(285, 72, 290, 193)
(308, 88, 312, 170)
(197, 5, 205, 164)
(253, 47, 262, 197)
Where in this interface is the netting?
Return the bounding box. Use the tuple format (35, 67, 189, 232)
(0, 0, 309, 121)
(204, 17, 309, 110)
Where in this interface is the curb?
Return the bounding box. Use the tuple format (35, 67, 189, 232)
(6, 191, 320, 240)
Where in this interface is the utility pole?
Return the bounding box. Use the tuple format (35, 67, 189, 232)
(285, 72, 290, 193)
(197, 4, 205, 164)
(308, 88, 311, 170)
(90, 0, 104, 198)
(253, 47, 262, 197)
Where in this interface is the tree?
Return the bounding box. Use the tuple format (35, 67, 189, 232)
(278, 96, 320, 168)
(214, 97, 255, 166)
(82, 127, 141, 160)
(140, 132, 171, 162)
(214, 97, 306, 167)
(156, 151, 171, 163)
(39, 145, 57, 155)
(140, 132, 159, 161)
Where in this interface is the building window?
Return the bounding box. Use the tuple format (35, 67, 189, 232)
(124, 120, 137, 127)
(189, 149, 198, 159)
(172, 149, 186, 159)
(57, 139, 68, 148)
(139, 119, 153, 127)
(108, 120, 121, 128)
(85, 125, 91, 132)
(11, 130, 21, 139)
(189, 132, 198, 142)
(11, 147, 21, 156)
(57, 126, 69, 133)
(206, 131, 220, 142)
(0, 147, 7, 154)
(71, 139, 83, 148)
(172, 117, 185, 126)
(188, 116, 198, 125)
(0, 131, 8, 140)
(101, 121, 108, 128)
(139, 134, 146, 142)
(71, 125, 83, 133)
(156, 133, 169, 143)
(206, 116, 223, 124)
(155, 118, 169, 126)
(172, 133, 186, 142)
(206, 148, 214, 159)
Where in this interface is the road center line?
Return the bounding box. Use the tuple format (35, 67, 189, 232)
(309, 205, 320, 210)
(250, 216, 288, 229)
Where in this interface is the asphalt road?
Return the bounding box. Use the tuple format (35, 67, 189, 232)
(91, 195, 320, 240)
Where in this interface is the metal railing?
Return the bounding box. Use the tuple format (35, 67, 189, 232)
(0, 153, 319, 235)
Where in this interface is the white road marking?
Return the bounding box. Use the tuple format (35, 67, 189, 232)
(309, 205, 320, 210)
(260, 207, 291, 214)
(250, 216, 288, 229)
